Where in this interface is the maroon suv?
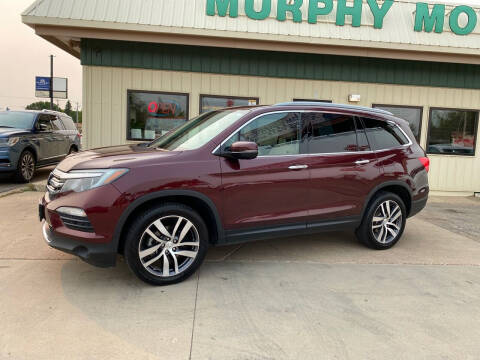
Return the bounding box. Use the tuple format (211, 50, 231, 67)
(39, 102, 429, 285)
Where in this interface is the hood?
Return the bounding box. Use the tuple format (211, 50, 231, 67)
(0, 128, 31, 137)
(57, 143, 181, 172)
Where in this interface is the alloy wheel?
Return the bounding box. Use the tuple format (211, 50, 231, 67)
(21, 153, 35, 181)
(371, 200, 403, 244)
(138, 215, 200, 277)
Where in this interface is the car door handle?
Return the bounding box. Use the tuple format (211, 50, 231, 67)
(355, 160, 370, 165)
(288, 165, 309, 170)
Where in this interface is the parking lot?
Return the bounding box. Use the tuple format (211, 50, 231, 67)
(1, 191, 479, 360)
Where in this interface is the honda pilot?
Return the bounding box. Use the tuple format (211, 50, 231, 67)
(39, 103, 429, 285)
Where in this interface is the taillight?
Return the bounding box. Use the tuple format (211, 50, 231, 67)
(419, 157, 430, 172)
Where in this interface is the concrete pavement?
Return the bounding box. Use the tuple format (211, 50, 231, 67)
(1, 192, 479, 359)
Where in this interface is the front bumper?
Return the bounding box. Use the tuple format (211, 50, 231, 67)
(41, 221, 117, 268)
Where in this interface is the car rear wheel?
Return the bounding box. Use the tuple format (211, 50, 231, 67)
(356, 191, 406, 250)
(124, 203, 209, 285)
(14, 150, 36, 183)
(68, 146, 78, 155)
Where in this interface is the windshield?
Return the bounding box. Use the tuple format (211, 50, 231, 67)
(149, 109, 250, 151)
(0, 112, 36, 129)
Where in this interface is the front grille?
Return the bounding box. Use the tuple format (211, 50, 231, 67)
(59, 214, 95, 233)
(47, 170, 66, 194)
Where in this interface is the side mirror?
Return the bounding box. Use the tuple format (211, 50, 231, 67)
(225, 141, 258, 160)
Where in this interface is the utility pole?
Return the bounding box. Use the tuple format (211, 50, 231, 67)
(49, 55, 55, 110)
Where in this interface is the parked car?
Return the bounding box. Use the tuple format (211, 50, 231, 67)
(39, 102, 430, 285)
(0, 110, 81, 182)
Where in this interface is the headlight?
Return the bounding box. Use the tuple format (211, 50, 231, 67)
(61, 169, 129, 193)
(0, 137, 19, 147)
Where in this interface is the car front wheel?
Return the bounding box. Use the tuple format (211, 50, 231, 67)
(356, 191, 407, 250)
(14, 150, 36, 183)
(124, 203, 209, 285)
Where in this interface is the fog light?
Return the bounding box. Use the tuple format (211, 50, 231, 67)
(56, 207, 87, 217)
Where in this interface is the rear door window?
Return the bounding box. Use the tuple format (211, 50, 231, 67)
(51, 116, 64, 131)
(303, 113, 358, 153)
(355, 118, 371, 152)
(361, 118, 409, 150)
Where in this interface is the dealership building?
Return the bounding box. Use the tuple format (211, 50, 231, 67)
(23, 0, 480, 196)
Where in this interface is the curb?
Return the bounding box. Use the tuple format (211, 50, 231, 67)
(0, 182, 46, 199)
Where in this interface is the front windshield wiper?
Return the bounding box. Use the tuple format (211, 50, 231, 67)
(0, 126, 14, 128)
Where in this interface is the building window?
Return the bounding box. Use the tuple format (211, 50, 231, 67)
(200, 95, 258, 114)
(127, 90, 189, 141)
(373, 104, 423, 142)
(293, 99, 332, 103)
(427, 108, 478, 156)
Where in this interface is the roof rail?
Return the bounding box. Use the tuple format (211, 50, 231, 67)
(274, 102, 394, 116)
(41, 109, 69, 116)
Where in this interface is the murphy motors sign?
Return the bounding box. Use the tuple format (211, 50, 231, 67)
(206, 0, 479, 36)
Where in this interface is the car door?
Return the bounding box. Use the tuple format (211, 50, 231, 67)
(34, 114, 56, 161)
(50, 115, 69, 159)
(219, 111, 311, 236)
(302, 112, 380, 225)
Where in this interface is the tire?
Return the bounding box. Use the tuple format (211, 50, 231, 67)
(68, 146, 78, 155)
(124, 203, 209, 286)
(356, 191, 407, 250)
(14, 150, 36, 183)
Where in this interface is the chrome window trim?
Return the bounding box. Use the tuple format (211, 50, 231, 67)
(211, 110, 413, 157)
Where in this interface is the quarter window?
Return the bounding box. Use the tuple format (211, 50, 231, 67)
(373, 105, 423, 142)
(127, 90, 189, 141)
(200, 95, 258, 114)
(303, 113, 358, 153)
(427, 109, 478, 156)
(225, 112, 301, 156)
(362, 118, 409, 150)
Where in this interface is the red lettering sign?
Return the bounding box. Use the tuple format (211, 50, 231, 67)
(148, 101, 177, 116)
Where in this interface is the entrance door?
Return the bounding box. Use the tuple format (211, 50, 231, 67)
(219, 112, 310, 236)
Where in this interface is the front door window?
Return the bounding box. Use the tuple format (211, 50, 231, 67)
(225, 112, 302, 156)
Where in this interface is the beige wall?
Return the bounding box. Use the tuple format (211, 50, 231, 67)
(83, 65, 480, 195)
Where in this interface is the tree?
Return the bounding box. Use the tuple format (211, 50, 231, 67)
(25, 101, 62, 112)
(64, 100, 73, 116)
(25, 101, 82, 124)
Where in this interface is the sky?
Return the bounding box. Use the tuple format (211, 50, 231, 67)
(0, 0, 477, 111)
(0, 0, 82, 111)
